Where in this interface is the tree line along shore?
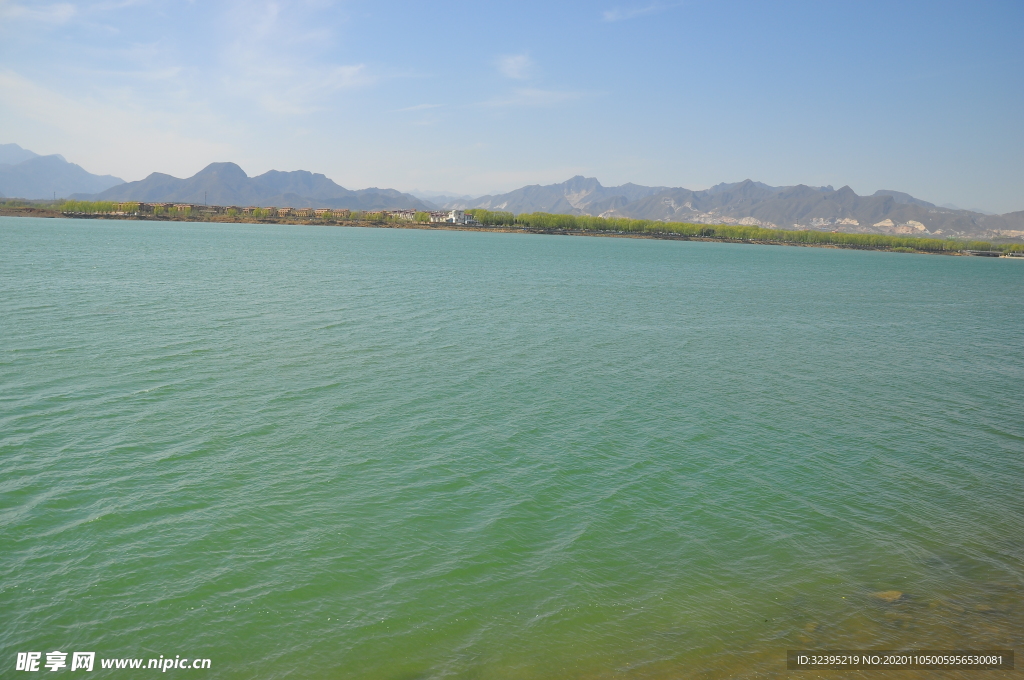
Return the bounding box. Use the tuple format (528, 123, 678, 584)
(2, 199, 1022, 256)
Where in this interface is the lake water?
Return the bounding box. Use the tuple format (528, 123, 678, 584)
(2, 217, 1022, 678)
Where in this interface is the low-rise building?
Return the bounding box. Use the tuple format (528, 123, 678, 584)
(431, 209, 479, 226)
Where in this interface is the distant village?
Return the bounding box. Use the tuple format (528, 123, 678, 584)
(63, 202, 483, 226)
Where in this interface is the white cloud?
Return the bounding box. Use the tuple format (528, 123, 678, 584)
(87, 0, 147, 10)
(481, 88, 584, 108)
(224, 63, 368, 116)
(65, 64, 184, 82)
(497, 54, 532, 80)
(602, 2, 682, 22)
(0, 1, 76, 23)
(219, 0, 371, 115)
(0, 69, 233, 181)
(396, 103, 442, 112)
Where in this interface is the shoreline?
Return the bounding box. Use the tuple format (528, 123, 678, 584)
(3, 208, 1022, 257)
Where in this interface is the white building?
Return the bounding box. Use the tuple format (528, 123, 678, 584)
(430, 209, 480, 226)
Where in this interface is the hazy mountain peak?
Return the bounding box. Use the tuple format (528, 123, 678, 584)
(562, 175, 603, 191)
(0, 143, 41, 166)
(706, 180, 777, 195)
(872, 189, 935, 208)
(940, 202, 993, 215)
(0, 149, 123, 199)
(195, 162, 249, 180)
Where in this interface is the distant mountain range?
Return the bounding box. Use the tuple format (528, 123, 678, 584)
(440, 177, 1024, 239)
(3, 143, 1022, 239)
(457, 176, 672, 215)
(0, 144, 124, 199)
(1, 146, 432, 212)
(0, 143, 42, 166)
(79, 162, 434, 212)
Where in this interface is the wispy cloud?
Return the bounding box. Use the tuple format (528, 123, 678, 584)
(65, 64, 184, 82)
(234, 63, 368, 115)
(87, 0, 147, 10)
(497, 54, 533, 80)
(481, 88, 584, 108)
(0, 1, 76, 23)
(220, 0, 371, 115)
(0, 68, 232, 180)
(396, 103, 442, 112)
(602, 2, 682, 22)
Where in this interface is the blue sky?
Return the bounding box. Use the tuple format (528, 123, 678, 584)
(1, 0, 1021, 212)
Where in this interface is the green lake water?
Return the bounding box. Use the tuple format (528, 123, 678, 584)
(1, 217, 1022, 678)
